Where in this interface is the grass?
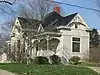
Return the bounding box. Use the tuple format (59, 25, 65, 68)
(81, 62, 100, 67)
(0, 63, 100, 75)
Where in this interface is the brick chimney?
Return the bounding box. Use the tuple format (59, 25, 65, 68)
(54, 6, 61, 14)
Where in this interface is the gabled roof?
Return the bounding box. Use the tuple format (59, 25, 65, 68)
(41, 11, 78, 28)
(62, 13, 78, 25)
(41, 12, 63, 27)
(18, 17, 40, 30)
(17, 12, 78, 32)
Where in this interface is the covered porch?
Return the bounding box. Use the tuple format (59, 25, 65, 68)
(32, 32, 62, 57)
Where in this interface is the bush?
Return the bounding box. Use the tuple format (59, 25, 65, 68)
(69, 56, 80, 65)
(50, 54, 61, 64)
(22, 59, 27, 64)
(34, 56, 49, 64)
(21, 58, 34, 64)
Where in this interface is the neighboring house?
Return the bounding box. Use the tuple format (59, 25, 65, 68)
(8, 7, 91, 64)
(0, 53, 7, 63)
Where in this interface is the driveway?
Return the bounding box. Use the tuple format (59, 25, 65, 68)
(0, 69, 16, 75)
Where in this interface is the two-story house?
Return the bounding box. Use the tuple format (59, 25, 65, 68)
(9, 6, 91, 63)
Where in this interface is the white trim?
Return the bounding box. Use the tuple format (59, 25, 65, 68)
(80, 37, 82, 53)
(57, 26, 91, 31)
(71, 36, 81, 53)
(67, 13, 89, 28)
(57, 26, 70, 29)
(62, 34, 89, 38)
(37, 32, 62, 36)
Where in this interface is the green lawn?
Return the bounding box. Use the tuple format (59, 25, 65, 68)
(0, 63, 99, 75)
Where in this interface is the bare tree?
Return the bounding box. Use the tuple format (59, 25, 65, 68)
(0, 0, 55, 63)
(90, 47, 100, 63)
(0, 0, 18, 36)
(0, 0, 17, 18)
(16, 0, 55, 64)
(19, 0, 54, 20)
(0, 0, 16, 5)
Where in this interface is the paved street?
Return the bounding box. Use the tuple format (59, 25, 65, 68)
(0, 69, 16, 75)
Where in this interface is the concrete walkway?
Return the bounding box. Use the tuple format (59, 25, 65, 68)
(88, 67, 100, 74)
(0, 69, 16, 75)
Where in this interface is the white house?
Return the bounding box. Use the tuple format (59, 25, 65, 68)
(0, 53, 7, 63)
(9, 7, 91, 63)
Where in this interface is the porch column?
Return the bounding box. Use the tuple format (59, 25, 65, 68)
(38, 39, 40, 51)
(46, 35, 49, 51)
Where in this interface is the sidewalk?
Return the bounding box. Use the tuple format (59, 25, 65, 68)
(88, 67, 100, 74)
(0, 69, 16, 75)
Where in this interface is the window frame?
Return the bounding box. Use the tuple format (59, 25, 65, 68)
(72, 37, 80, 52)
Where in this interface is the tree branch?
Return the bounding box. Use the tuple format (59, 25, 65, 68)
(0, 0, 16, 5)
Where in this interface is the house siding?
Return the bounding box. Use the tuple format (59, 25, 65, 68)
(9, 12, 90, 64)
(59, 28, 89, 60)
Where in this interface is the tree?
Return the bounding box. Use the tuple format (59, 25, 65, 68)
(19, 0, 54, 20)
(0, 0, 18, 38)
(0, 0, 17, 18)
(90, 47, 100, 62)
(0, 0, 55, 63)
(0, 33, 9, 54)
(17, 0, 55, 64)
(90, 28, 99, 47)
(0, 0, 16, 5)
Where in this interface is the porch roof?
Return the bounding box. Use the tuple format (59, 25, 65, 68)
(34, 32, 62, 39)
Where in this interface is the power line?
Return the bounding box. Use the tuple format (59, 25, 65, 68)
(0, 0, 16, 5)
(45, 0, 100, 12)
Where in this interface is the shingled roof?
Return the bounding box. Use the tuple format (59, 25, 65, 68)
(18, 17, 40, 30)
(62, 13, 78, 25)
(41, 11, 78, 28)
(17, 12, 77, 32)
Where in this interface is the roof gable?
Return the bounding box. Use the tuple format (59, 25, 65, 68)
(41, 11, 78, 28)
(67, 13, 89, 28)
(62, 13, 78, 25)
(18, 17, 40, 30)
(42, 12, 63, 27)
(12, 18, 21, 32)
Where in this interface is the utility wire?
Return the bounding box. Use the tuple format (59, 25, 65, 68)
(0, 0, 16, 5)
(45, 0, 100, 12)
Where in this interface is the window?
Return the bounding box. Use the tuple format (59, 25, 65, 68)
(75, 24, 78, 28)
(72, 37, 80, 52)
(17, 40, 20, 51)
(36, 44, 38, 51)
(8, 44, 11, 54)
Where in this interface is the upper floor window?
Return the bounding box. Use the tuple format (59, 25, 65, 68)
(36, 44, 38, 51)
(75, 24, 78, 28)
(8, 44, 11, 54)
(72, 37, 80, 52)
(17, 40, 20, 51)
